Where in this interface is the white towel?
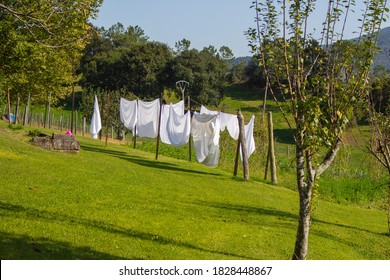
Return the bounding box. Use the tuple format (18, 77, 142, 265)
(137, 99, 160, 138)
(200, 105, 219, 115)
(90, 95, 102, 139)
(200, 105, 239, 140)
(191, 113, 220, 167)
(160, 100, 185, 145)
(167, 104, 191, 147)
(220, 112, 239, 140)
(120, 98, 137, 136)
(240, 115, 256, 160)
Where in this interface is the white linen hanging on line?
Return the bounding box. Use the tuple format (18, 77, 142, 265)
(200, 105, 240, 140)
(220, 112, 239, 140)
(200, 105, 219, 115)
(166, 104, 191, 146)
(90, 95, 102, 139)
(137, 98, 160, 138)
(191, 112, 221, 167)
(160, 100, 185, 145)
(119, 98, 138, 136)
(240, 115, 256, 160)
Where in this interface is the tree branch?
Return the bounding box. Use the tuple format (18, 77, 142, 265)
(316, 137, 343, 177)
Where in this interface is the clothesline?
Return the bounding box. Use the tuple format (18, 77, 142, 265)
(94, 97, 256, 167)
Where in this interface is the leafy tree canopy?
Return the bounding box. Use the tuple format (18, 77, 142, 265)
(0, 0, 102, 105)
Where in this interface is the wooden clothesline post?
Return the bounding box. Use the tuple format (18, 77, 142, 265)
(188, 95, 192, 162)
(133, 125, 137, 149)
(155, 93, 163, 160)
(105, 92, 111, 147)
(264, 111, 277, 184)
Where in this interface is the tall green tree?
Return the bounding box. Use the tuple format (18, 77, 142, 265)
(0, 0, 102, 107)
(168, 47, 230, 105)
(247, 0, 388, 259)
(80, 35, 173, 99)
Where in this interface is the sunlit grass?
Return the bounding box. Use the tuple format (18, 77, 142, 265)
(0, 122, 389, 260)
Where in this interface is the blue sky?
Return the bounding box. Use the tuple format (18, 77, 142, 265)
(90, 0, 390, 57)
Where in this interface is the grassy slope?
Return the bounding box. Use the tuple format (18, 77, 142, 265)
(0, 122, 389, 260)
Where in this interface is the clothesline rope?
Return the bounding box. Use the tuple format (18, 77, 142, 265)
(118, 98, 256, 167)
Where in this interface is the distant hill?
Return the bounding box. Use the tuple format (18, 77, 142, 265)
(373, 26, 390, 69)
(232, 26, 390, 70)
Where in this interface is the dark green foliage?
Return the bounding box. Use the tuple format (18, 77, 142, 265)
(79, 23, 230, 106)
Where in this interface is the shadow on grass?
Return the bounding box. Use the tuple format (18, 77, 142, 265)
(193, 201, 385, 237)
(0, 231, 124, 260)
(193, 201, 298, 221)
(81, 144, 221, 177)
(0, 202, 249, 260)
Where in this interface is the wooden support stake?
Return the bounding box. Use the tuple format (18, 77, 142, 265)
(237, 109, 249, 181)
(133, 126, 137, 149)
(264, 147, 270, 180)
(267, 112, 277, 184)
(155, 94, 163, 160)
(105, 93, 111, 147)
(233, 137, 241, 177)
(188, 95, 192, 162)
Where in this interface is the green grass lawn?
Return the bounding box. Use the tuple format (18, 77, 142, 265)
(0, 122, 389, 260)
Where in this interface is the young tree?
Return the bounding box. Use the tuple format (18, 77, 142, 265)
(367, 68, 390, 234)
(247, 0, 388, 259)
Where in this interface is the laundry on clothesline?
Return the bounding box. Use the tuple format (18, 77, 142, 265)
(160, 100, 185, 145)
(240, 115, 256, 160)
(118, 98, 255, 167)
(137, 99, 160, 139)
(166, 103, 191, 147)
(120, 98, 137, 136)
(90, 95, 102, 139)
(191, 112, 221, 167)
(201, 105, 240, 140)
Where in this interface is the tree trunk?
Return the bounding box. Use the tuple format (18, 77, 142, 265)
(292, 141, 313, 260)
(23, 92, 31, 126)
(15, 93, 20, 124)
(7, 87, 11, 126)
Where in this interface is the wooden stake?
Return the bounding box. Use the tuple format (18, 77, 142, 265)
(155, 94, 163, 160)
(267, 112, 277, 184)
(233, 137, 241, 177)
(188, 95, 192, 162)
(105, 93, 111, 147)
(264, 147, 270, 180)
(133, 126, 137, 149)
